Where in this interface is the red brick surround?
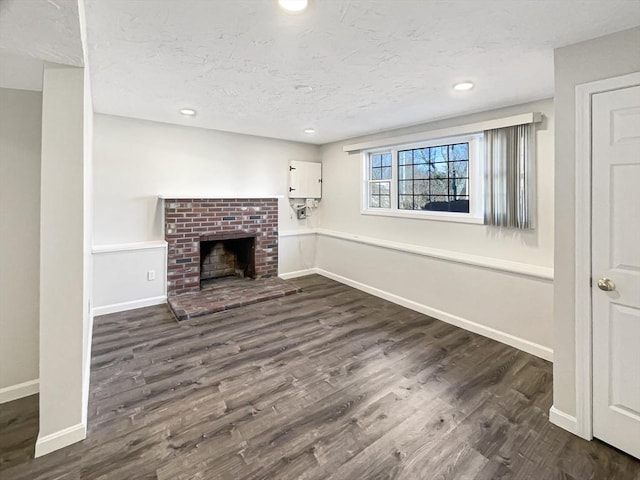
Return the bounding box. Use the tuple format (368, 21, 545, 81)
(164, 198, 278, 296)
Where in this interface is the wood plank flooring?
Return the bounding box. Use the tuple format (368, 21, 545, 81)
(0, 394, 38, 472)
(1, 275, 638, 479)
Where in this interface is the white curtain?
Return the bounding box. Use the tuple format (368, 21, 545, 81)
(484, 124, 533, 228)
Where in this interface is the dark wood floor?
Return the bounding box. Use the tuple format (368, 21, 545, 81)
(1, 275, 638, 479)
(0, 394, 38, 472)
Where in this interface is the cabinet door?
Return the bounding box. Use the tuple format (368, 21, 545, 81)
(289, 161, 322, 198)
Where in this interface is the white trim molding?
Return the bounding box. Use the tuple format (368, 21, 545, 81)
(314, 268, 553, 361)
(549, 406, 579, 435)
(343, 112, 543, 153)
(278, 229, 317, 238)
(35, 423, 86, 458)
(317, 228, 553, 281)
(279, 228, 553, 280)
(279, 268, 317, 280)
(0, 379, 39, 404)
(574, 71, 640, 441)
(92, 240, 167, 254)
(158, 194, 284, 200)
(92, 295, 167, 317)
(360, 208, 485, 225)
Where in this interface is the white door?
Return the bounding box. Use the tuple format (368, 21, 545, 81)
(592, 84, 640, 459)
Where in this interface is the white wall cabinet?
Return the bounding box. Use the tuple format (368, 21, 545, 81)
(289, 160, 322, 199)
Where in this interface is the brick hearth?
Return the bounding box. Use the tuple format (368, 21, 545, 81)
(164, 198, 279, 296)
(167, 277, 300, 321)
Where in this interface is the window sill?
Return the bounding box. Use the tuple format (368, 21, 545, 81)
(361, 208, 485, 225)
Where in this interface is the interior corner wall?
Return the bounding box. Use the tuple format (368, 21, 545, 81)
(553, 26, 640, 418)
(91, 114, 320, 313)
(81, 53, 94, 428)
(316, 98, 555, 360)
(0, 88, 42, 402)
(36, 63, 88, 456)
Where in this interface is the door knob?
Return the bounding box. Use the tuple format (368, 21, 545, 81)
(597, 278, 615, 291)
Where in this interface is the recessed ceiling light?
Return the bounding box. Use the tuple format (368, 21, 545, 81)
(294, 84, 313, 92)
(453, 82, 474, 91)
(179, 108, 197, 116)
(278, 0, 308, 13)
(303, 128, 316, 134)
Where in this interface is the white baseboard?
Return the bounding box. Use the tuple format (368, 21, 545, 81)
(314, 268, 554, 362)
(92, 295, 167, 316)
(549, 406, 579, 435)
(279, 268, 317, 280)
(0, 379, 39, 404)
(35, 423, 87, 458)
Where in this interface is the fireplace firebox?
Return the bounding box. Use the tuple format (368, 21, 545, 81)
(199, 232, 256, 287)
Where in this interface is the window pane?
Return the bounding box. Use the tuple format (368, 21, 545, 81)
(451, 178, 467, 197)
(430, 178, 448, 196)
(398, 195, 413, 210)
(380, 195, 391, 208)
(381, 153, 392, 167)
(398, 180, 413, 195)
(414, 195, 428, 210)
(413, 163, 430, 179)
(413, 148, 429, 164)
(432, 162, 448, 177)
(372, 154, 381, 168)
(449, 160, 469, 178)
(413, 179, 429, 195)
(423, 196, 448, 211)
(380, 182, 390, 195)
(371, 167, 381, 180)
(399, 150, 413, 165)
(399, 165, 413, 180)
(450, 197, 469, 213)
(380, 166, 392, 179)
(433, 146, 448, 162)
(371, 182, 380, 195)
(452, 143, 469, 160)
(370, 195, 380, 208)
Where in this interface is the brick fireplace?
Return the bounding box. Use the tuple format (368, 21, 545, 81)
(164, 198, 278, 296)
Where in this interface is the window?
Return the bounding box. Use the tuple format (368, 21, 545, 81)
(368, 153, 392, 208)
(363, 134, 483, 223)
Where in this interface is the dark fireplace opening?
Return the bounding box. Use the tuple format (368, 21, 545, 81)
(199, 233, 256, 288)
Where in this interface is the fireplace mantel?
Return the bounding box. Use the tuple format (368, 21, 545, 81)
(159, 194, 284, 200)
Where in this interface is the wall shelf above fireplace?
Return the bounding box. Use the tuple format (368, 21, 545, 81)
(158, 194, 284, 200)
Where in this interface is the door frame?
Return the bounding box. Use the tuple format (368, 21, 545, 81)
(574, 71, 640, 440)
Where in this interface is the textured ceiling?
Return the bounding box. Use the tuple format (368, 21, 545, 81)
(85, 0, 640, 144)
(0, 0, 84, 68)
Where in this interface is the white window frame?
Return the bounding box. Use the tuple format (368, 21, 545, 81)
(366, 152, 393, 209)
(361, 134, 484, 224)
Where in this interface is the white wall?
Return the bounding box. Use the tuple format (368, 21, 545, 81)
(92, 243, 166, 314)
(36, 63, 89, 456)
(553, 27, 640, 419)
(92, 114, 320, 311)
(317, 99, 555, 359)
(0, 87, 42, 402)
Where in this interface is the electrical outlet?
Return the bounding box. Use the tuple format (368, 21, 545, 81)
(147, 270, 156, 281)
